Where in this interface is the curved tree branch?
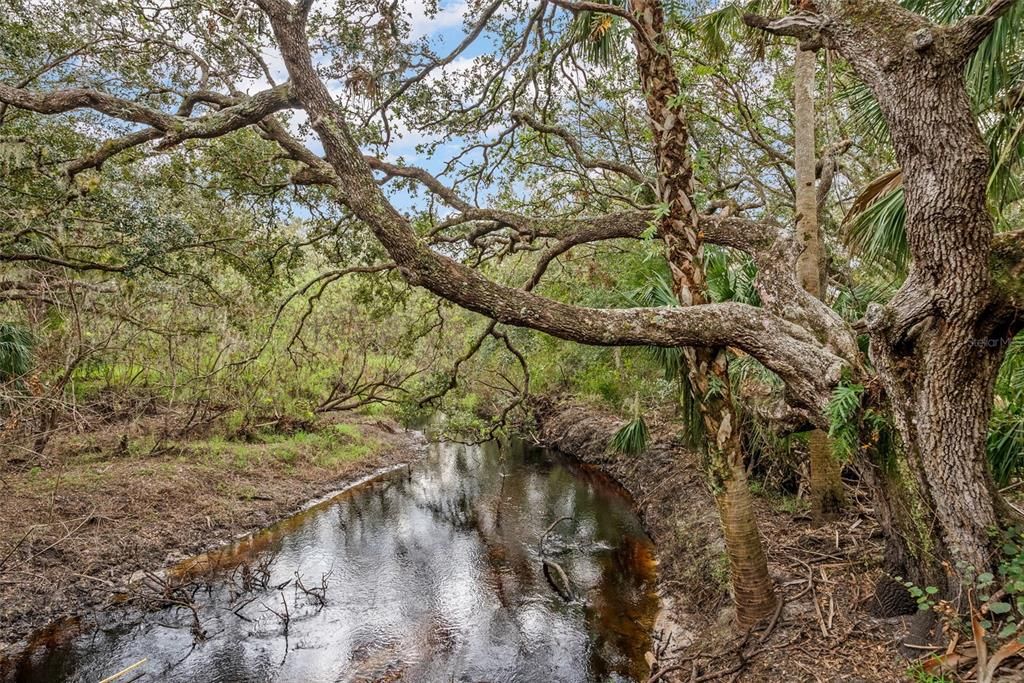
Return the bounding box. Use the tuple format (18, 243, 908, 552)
(0, 82, 299, 151)
(257, 3, 846, 418)
(511, 110, 651, 186)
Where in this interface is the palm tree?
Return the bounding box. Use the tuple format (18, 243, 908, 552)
(692, 0, 848, 522)
(794, 44, 847, 524)
(570, 1, 778, 626)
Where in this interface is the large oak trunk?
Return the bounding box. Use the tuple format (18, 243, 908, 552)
(871, 331, 1009, 584)
(858, 33, 1013, 581)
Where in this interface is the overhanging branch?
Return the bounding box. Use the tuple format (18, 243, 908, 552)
(743, 12, 829, 51)
(258, 5, 847, 417)
(0, 82, 299, 152)
(951, 0, 1021, 59)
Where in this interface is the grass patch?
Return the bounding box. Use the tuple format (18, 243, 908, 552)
(905, 662, 952, 683)
(181, 421, 381, 472)
(749, 480, 808, 514)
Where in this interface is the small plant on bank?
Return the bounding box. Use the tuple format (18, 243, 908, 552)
(610, 393, 649, 455)
(905, 662, 953, 683)
(899, 527, 1024, 680)
(894, 576, 939, 613)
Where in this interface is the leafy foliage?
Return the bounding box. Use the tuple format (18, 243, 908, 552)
(825, 380, 865, 462)
(990, 336, 1024, 484)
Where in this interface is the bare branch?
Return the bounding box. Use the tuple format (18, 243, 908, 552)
(0, 252, 127, 273)
(62, 129, 163, 179)
(364, 157, 472, 212)
(369, 0, 504, 119)
(512, 111, 651, 186)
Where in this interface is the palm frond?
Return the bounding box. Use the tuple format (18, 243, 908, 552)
(693, 1, 791, 60)
(566, 0, 627, 66)
(843, 186, 909, 274)
(825, 381, 865, 462)
(830, 268, 900, 322)
(621, 269, 704, 447)
(0, 322, 33, 381)
(610, 414, 651, 454)
(989, 335, 1024, 485)
(704, 246, 760, 305)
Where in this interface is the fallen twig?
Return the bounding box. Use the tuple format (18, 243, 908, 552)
(97, 657, 147, 683)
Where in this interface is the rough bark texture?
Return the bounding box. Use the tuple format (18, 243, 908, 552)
(833, 2, 1007, 574)
(630, 0, 776, 626)
(754, 0, 1023, 578)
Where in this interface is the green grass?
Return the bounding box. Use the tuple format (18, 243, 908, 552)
(905, 662, 952, 683)
(182, 422, 380, 471)
(749, 480, 808, 514)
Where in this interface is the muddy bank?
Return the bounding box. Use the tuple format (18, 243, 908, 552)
(0, 413, 424, 652)
(531, 397, 909, 682)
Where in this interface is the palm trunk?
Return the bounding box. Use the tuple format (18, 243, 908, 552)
(630, 0, 776, 626)
(794, 46, 845, 525)
(719, 462, 778, 625)
(694, 355, 777, 627)
(807, 428, 844, 523)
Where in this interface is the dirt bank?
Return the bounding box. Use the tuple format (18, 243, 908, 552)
(0, 412, 424, 653)
(532, 397, 909, 682)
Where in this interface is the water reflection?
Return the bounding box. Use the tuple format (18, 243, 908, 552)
(10, 438, 658, 682)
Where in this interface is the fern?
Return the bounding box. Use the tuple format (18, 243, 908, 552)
(825, 381, 865, 462)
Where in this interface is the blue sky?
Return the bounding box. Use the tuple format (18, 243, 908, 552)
(244, 0, 497, 214)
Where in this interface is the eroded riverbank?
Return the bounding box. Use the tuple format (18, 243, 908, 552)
(0, 414, 421, 653)
(532, 398, 910, 681)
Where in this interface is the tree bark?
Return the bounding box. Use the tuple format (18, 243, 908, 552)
(818, 0, 1017, 579)
(742, 0, 1024, 587)
(794, 46, 845, 525)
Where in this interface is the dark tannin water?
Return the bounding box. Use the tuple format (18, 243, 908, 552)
(9, 438, 659, 682)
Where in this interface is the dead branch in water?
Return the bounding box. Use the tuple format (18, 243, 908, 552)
(539, 515, 573, 554)
(542, 559, 574, 603)
(294, 567, 332, 610)
(262, 591, 291, 664)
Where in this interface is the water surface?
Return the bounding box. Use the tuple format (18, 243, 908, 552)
(11, 437, 658, 682)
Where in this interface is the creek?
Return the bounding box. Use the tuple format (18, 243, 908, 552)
(12, 437, 659, 682)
